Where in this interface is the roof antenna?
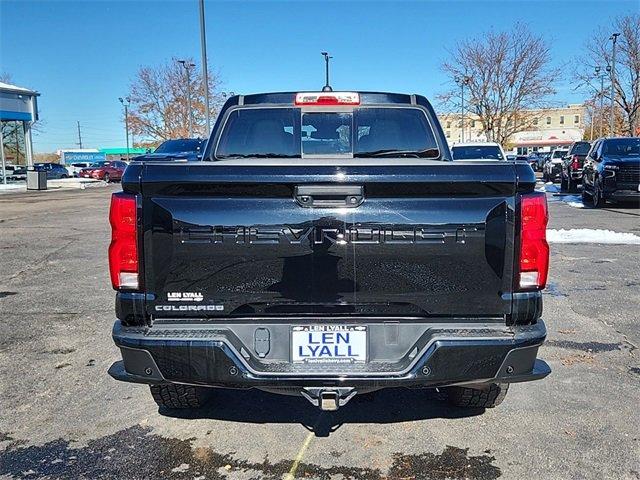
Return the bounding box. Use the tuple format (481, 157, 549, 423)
(321, 51, 333, 92)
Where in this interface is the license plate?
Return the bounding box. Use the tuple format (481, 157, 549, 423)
(292, 325, 367, 363)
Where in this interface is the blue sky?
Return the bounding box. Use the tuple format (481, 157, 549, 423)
(1, 0, 636, 152)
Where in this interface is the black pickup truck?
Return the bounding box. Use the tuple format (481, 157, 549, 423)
(108, 91, 551, 412)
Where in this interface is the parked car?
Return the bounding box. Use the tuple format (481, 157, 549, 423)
(66, 162, 93, 177)
(78, 160, 127, 182)
(526, 153, 541, 172)
(1, 164, 27, 181)
(33, 163, 69, 179)
(108, 90, 550, 413)
(542, 148, 568, 182)
(559, 141, 591, 193)
(131, 138, 205, 162)
(451, 142, 506, 160)
(582, 137, 640, 207)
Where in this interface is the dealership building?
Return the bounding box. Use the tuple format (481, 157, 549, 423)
(1, 81, 39, 180)
(440, 104, 586, 153)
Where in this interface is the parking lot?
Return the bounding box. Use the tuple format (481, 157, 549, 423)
(0, 183, 638, 480)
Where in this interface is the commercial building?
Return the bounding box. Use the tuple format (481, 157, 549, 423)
(1, 81, 39, 182)
(99, 147, 148, 162)
(439, 104, 586, 154)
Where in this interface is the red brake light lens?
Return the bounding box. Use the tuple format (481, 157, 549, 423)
(518, 192, 549, 290)
(295, 92, 360, 106)
(109, 192, 139, 290)
(571, 155, 580, 170)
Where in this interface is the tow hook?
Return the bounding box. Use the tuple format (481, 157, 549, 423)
(301, 387, 357, 411)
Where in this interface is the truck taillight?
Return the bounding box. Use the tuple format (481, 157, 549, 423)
(518, 192, 549, 290)
(295, 92, 360, 106)
(109, 192, 139, 290)
(571, 155, 580, 170)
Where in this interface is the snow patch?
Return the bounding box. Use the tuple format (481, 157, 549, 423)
(547, 229, 640, 244)
(536, 183, 559, 193)
(560, 194, 584, 208)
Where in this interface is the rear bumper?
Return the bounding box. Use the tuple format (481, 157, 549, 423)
(109, 319, 550, 389)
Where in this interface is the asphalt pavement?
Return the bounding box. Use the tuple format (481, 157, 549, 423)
(0, 182, 638, 480)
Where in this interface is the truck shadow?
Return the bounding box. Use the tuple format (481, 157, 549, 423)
(161, 387, 485, 437)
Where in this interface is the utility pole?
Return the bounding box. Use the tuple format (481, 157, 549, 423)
(199, 0, 211, 136)
(455, 75, 470, 143)
(595, 66, 607, 137)
(609, 32, 620, 137)
(178, 59, 196, 137)
(119, 97, 131, 161)
(76, 121, 83, 149)
(321, 51, 333, 92)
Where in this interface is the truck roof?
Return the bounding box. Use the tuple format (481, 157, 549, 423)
(225, 91, 419, 106)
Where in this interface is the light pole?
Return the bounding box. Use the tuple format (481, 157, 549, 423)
(595, 66, 608, 137)
(455, 75, 470, 142)
(118, 97, 131, 161)
(321, 51, 333, 92)
(609, 32, 620, 137)
(198, 0, 211, 135)
(178, 60, 196, 137)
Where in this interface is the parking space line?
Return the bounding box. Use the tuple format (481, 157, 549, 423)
(284, 431, 315, 480)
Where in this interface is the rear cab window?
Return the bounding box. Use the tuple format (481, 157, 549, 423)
(451, 145, 504, 160)
(214, 104, 439, 160)
(570, 142, 591, 155)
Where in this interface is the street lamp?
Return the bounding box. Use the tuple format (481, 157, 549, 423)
(321, 51, 333, 92)
(455, 75, 471, 142)
(118, 97, 131, 161)
(198, 0, 211, 135)
(609, 32, 620, 137)
(177, 59, 196, 137)
(594, 66, 608, 137)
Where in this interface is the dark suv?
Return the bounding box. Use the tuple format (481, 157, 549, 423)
(560, 141, 591, 193)
(582, 137, 640, 207)
(33, 163, 70, 179)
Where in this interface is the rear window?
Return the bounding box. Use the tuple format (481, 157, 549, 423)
(215, 107, 439, 159)
(552, 150, 567, 159)
(154, 139, 203, 154)
(570, 142, 591, 155)
(451, 145, 504, 160)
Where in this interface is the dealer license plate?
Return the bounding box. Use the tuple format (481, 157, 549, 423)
(292, 325, 367, 363)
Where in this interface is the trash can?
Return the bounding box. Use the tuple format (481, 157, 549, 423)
(27, 168, 47, 190)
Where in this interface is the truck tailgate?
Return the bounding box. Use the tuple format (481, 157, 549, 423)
(141, 161, 517, 321)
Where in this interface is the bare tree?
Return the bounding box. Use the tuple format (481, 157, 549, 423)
(440, 24, 558, 145)
(126, 57, 224, 143)
(576, 14, 640, 136)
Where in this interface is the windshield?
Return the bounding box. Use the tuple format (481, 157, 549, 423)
(603, 138, 640, 156)
(451, 145, 504, 160)
(154, 139, 203, 154)
(89, 161, 108, 167)
(215, 107, 439, 159)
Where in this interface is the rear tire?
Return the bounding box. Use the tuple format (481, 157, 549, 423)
(560, 175, 568, 192)
(103, 173, 110, 183)
(150, 384, 210, 409)
(445, 383, 510, 409)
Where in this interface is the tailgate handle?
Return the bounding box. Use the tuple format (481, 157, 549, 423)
(295, 185, 364, 208)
